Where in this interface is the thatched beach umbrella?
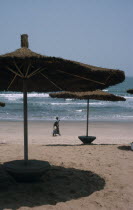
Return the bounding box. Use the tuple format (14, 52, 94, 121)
(127, 89, 133, 150)
(0, 34, 125, 162)
(127, 89, 133, 94)
(49, 91, 126, 144)
(0, 102, 5, 107)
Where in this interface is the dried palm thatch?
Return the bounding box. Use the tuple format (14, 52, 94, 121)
(0, 34, 125, 92)
(0, 102, 5, 107)
(127, 89, 133, 94)
(49, 90, 126, 101)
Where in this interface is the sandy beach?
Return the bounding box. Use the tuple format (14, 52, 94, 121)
(0, 120, 133, 210)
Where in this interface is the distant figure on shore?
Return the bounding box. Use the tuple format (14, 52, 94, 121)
(53, 117, 61, 136)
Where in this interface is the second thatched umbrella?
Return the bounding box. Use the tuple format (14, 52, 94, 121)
(49, 90, 126, 144)
(127, 89, 133, 94)
(0, 102, 5, 107)
(126, 89, 133, 150)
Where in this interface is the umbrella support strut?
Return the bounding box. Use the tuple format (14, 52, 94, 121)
(86, 99, 89, 136)
(23, 79, 28, 164)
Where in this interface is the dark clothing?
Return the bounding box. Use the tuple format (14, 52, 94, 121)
(54, 121, 58, 127)
(53, 119, 61, 136)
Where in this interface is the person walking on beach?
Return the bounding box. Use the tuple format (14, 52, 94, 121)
(53, 117, 61, 136)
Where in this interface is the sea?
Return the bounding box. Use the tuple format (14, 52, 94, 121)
(0, 77, 133, 122)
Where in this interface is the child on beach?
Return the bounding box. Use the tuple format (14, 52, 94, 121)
(53, 117, 61, 136)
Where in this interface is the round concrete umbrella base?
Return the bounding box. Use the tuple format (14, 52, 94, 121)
(78, 136, 96, 144)
(3, 160, 51, 182)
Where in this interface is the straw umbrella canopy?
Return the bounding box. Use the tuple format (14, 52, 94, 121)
(0, 34, 125, 162)
(49, 90, 126, 143)
(127, 89, 133, 94)
(0, 35, 125, 92)
(49, 90, 126, 101)
(0, 102, 5, 107)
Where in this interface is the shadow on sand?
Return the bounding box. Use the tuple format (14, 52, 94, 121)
(117, 145, 132, 151)
(0, 163, 105, 209)
(44, 143, 118, 147)
(44, 144, 83, 147)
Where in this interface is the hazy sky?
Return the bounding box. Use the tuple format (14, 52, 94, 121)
(0, 0, 132, 76)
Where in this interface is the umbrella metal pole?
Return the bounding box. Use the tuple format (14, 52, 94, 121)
(86, 99, 89, 137)
(23, 79, 28, 164)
